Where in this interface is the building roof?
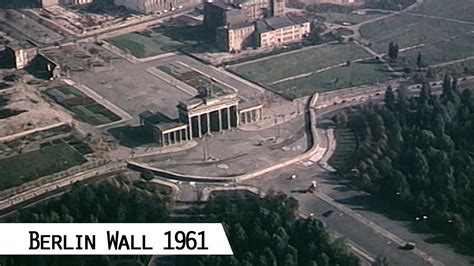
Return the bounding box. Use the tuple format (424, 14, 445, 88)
(288, 15, 308, 25)
(154, 121, 187, 132)
(227, 21, 254, 30)
(239, 100, 262, 111)
(206, 1, 240, 11)
(255, 20, 272, 33)
(256, 15, 309, 34)
(178, 93, 239, 112)
(265, 16, 295, 29)
(6, 41, 36, 51)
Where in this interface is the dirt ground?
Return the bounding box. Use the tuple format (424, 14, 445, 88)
(0, 83, 71, 138)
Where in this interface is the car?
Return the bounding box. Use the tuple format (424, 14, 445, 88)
(322, 210, 334, 217)
(400, 242, 416, 250)
(290, 174, 297, 179)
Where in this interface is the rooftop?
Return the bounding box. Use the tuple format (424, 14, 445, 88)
(6, 41, 36, 50)
(206, 1, 241, 10)
(154, 121, 187, 132)
(227, 21, 254, 30)
(239, 100, 262, 110)
(256, 15, 309, 33)
(179, 93, 239, 112)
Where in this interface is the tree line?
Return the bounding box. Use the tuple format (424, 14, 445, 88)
(176, 191, 361, 266)
(343, 77, 474, 246)
(2, 176, 170, 266)
(1, 176, 364, 265)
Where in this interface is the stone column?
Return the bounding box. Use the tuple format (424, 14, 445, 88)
(206, 112, 211, 135)
(246, 112, 251, 124)
(227, 107, 231, 129)
(164, 133, 169, 146)
(259, 108, 263, 120)
(197, 115, 202, 138)
(174, 131, 178, 144)
(188, 117, 193, 140)
(218, 109, 222, 131)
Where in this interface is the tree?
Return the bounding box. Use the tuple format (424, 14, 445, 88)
(141, 170, 154, 181)
(416, 52, 423, 71)
(388, 42, 399, 61)
(373, 256, 391, 266)
(384, 85, 395, 110)
(426, 67, 437, 80)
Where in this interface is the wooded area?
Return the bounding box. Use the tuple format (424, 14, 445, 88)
(344, 77, 474, 246)
(177, 191, 361, 266)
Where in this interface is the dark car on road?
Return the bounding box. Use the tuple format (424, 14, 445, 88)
(322, 210, 334, 217)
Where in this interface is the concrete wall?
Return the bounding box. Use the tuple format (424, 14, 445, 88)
(38, 0, 59, 7)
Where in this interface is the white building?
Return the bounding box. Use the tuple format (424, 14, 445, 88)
(114, 0, 199, 13)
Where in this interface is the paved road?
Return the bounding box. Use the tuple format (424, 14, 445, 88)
(243, 160, 473, 266)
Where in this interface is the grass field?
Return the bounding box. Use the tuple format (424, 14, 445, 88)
(316, 12, 384, 25)
(411, 0, 474, 23)
(328, 128, 357, 171)
(0, 141, 87, 190)
(108, 31, 185, 58)
(360, 14, 474, 53)
(45, 85, 120, 126)
(272, 60, 394, 98)
(229, 43, 371, 84)
(396, 35, 474, 68)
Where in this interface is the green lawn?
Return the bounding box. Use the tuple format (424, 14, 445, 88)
(229, 43, 371, 85)
(0, 142, 87, 190)
(272, 60, 394, 99)
(45, 85, 120, 126)
(107, 32, 185, 58)
(360, 14, 474, 53)
(328, 128, 357, 171)
(411, 0, 474, 23)
(395, 35, 474, 68)
(315, 12, 384, 25)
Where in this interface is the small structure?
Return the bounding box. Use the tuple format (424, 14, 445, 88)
(139, 111, 189, 147)
(2, 43, 38, 70)
(239, 100, 263, 125)
(255, 15, 310, 48)
(215, 15, 310, 52)
(140, 86, 263, 147)
(216, 21, 256, 52)
(178, 92, 240, 139)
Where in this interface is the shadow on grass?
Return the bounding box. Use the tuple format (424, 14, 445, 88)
(108, 125, 154, 148)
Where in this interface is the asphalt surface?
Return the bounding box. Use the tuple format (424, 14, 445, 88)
(244, 161, 474, 265)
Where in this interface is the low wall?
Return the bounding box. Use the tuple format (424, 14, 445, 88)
(128, 93, 321, 183)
